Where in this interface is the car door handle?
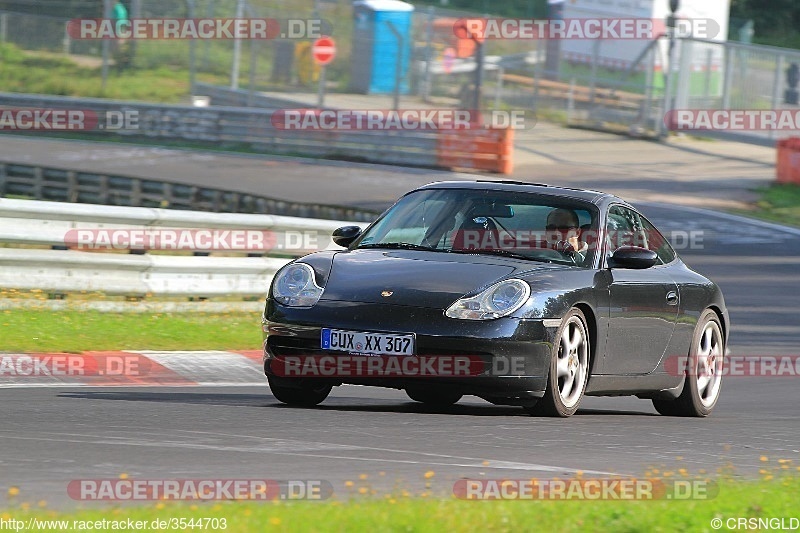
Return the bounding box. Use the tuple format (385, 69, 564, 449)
(666, 290, 678, 305)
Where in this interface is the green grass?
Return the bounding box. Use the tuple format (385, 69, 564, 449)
(0, 308, 262, 352)
(3, 475, 800, 532)
(747, 183, 800, 228)
(0, 42, 236, 102)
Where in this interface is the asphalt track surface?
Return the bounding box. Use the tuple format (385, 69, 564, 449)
(2, 144, 800, 507)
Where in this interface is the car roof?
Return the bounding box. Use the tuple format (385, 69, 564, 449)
(415, 180, 628, 208)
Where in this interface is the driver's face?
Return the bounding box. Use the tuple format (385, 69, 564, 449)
(546, 212, 579, 241)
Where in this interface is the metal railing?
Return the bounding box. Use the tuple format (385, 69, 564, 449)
(0, 91, 444, 170)
(0, 160, 378, 222)
(0, 198, 365, 297)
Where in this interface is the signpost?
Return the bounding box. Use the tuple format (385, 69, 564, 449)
(313, 36, 336, 108)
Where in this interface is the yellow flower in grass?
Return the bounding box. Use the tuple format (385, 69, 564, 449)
(7, 487, 20, 497)
(269, 518, 281, 526)
(424, 471, 435, 479)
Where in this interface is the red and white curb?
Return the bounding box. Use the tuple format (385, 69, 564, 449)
(0, 350, 265, 387)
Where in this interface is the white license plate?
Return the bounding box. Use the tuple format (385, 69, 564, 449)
(320, 328, 415, 356)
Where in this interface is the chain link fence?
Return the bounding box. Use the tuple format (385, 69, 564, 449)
(2, 3, 799, 146)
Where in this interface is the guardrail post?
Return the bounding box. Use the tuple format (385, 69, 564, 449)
(32, 167, 43, 200)
(67, 170, 77, 202)
(98, 174, 109, 204)
(130, 177, 142, 206)
(0, 163, 6, 196)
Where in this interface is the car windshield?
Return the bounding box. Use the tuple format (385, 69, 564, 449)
(355, 188, 599, 267)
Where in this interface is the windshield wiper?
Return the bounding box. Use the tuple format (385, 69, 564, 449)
(356, 242, 440, 252)
(449, 248, 548, 262)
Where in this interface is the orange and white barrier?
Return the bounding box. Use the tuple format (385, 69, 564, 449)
(437, 127, 514, 175)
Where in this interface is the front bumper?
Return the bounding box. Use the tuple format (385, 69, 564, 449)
(262, 299, 556, 402)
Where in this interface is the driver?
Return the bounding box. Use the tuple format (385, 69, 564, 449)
(546, 208, 588, 263)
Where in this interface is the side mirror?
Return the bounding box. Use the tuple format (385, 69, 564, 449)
(332, 226, 362, 247)
(609, 246, 658, 269)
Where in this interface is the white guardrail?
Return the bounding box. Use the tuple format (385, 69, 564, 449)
(0, 198, 365, 297)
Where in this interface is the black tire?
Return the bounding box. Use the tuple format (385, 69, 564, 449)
(527, 308, 591, 417)
(651, 397, 683, 416)
(268, 375, 331, 407)
(406, 386, 462, 406)
(652, 309, 724, 417)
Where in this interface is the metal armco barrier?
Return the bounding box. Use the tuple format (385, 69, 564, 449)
(0, 161, 377, 222)
(0, 198, 365, 297)
(0, 91, 514, 174)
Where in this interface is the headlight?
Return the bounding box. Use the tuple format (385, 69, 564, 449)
(272, 263, 324, 307)
(445, 279, 530, 320)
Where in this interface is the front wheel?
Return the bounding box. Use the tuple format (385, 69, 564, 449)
(268, 375, 331, 407)
(652, 309, 724, 417)
(527, 308, 591, 417)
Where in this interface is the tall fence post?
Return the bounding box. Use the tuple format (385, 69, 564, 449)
(722, 45, 733, 109)
(62, 20, 71, 55)
(421, 6, 434, 102)
(494, 66, 504, 109)
(101, 0, 112, 90)
(386, 21, 403, 111)
(187, 0, 197, 94)
(771, 55, 785, 141)
(230, 0, 245, 89)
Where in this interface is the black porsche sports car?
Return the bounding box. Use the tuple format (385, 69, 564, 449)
(262, 181, 728, 417)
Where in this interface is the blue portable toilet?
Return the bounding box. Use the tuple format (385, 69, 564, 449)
(351, 0, 414, 95)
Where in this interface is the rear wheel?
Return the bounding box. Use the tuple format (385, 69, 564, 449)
(652, 310, 724, 417)
(406, 386, 462, 406)
(268, 375, 331, 407)
(526, 308, 590, 417)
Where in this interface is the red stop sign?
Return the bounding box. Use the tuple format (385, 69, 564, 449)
(312, 36, 336, 66)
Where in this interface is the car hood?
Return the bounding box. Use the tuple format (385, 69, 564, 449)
(318, 249, 564, 308)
